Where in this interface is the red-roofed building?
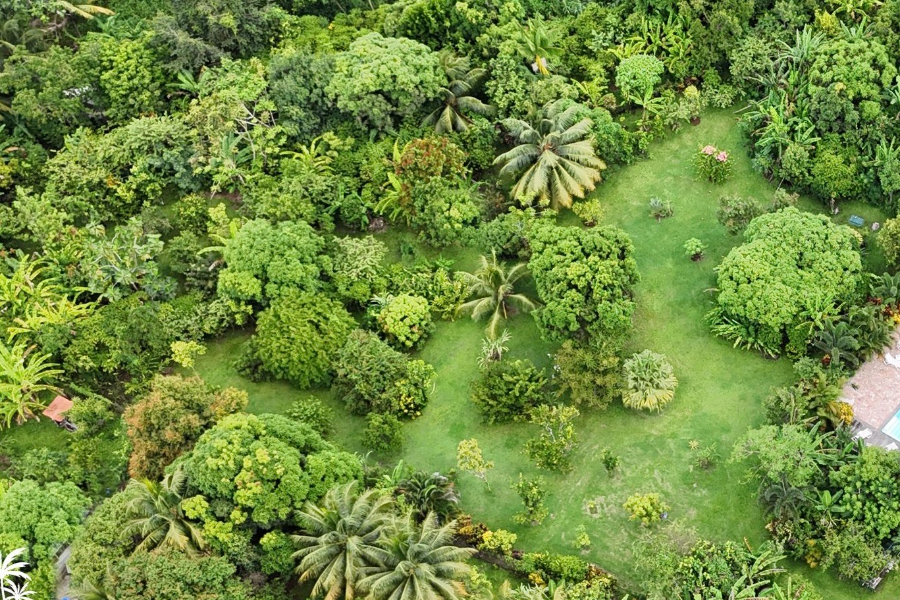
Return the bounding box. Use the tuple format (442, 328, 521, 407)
(42, 395, 73, 423)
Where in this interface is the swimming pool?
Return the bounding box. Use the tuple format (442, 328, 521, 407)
(882, 411, 900, 442)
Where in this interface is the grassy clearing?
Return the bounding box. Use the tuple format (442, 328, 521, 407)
(197, 108, 894, 597)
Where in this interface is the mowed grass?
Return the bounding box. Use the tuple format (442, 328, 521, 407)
(197, 109, 896, 597)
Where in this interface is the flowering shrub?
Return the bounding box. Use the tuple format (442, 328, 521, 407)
(478, 529, 517, 555)
(624, 492, 669, 525)
(694, 144, 732, 183)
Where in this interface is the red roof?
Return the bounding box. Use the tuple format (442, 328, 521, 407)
(42, 395, 73, 422)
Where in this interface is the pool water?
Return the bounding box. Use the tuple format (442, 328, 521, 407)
(882, 412, 900, 442)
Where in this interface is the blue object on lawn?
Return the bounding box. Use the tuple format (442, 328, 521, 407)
(849, 215, 865, 227)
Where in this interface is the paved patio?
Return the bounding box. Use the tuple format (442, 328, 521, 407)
(844, 326, 900, 450)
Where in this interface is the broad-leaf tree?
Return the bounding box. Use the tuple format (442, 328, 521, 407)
(494, 100, 606, 210)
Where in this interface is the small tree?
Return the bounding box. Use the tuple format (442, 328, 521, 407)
(456, 439, 494, 491)
(683, 238, 706, 261)
(525, 404, 580, 472)
(599, 448, 620, 476)
(470, 359, 547, 424)
(375, 294, 434, 350)
(512, 474, 549, 525)
(621, 350, 678, 412)
(623, 492, 669, 526)
(362, 413, 403, 453)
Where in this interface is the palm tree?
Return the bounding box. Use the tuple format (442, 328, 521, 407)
(0, 548, 30, 600)
(396, 472, 459, 522)
(621, 350, 678, 412)
(761, 477, 809, 520)
(456, 251, 536, 339)
(292, 482, 394, 600)
(359, 514, 474, 600)
(513, 19, 560, 76)
(423, 52, 493, 134)
(123, 468, 206, 556)
(812, 322, 860, 369)
(493, 100, 606, 210)
(0, 342, 62, 428)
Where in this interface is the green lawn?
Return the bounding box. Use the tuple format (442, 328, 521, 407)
(195, 109, 895, 597)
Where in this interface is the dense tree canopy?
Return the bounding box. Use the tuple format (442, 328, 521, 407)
(528, 223, 639, 343)
(712, 208, 863, 356)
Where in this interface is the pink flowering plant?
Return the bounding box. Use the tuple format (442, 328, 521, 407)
(694, 144, 732, 183)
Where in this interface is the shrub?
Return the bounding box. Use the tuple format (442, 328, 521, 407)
(517, 552, 590, 581)
(332, 330, 434, 418)
(694, 145, 733, 183)
(623, 492, 669, 526)
(572, 198, 604, 226)
(621, 350, 678, 412)
(251, 291, 355, 387)
(771, 188, 799, 211)
(286, 396, 334, 436)
(649, 196, 673, 221)
(717, 195, 763, 235)
(878, 217, 900, 268)
(362, 412, 403, 453)
(375, 294, 434, 349)
(599, 448, 619, 476)
(124, 374, 248, 480)
(553, 338, 624, 409)
(683, 238, 706, 260)
(512, 474, 549, 526)
(478, 529, 517, 556)
(470, 359, 547, 424)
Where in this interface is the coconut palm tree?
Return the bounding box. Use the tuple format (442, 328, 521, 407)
(493, 100, 606, 210)
(359, 513, 474, 600)
(292, 482, 394, 600)
(761, 477, 810, 520)
(0, 548, 30, 600)
(456, 251, 536, 339)
(513, 19, 560, 76)
(123, 468, 206, 556)
(396, 471, 459, 522)
(0, 342, 62, 428)
(423, 52, 493, 134)
(621, 350, 678, 412)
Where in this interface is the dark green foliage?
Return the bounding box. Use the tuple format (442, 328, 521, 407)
(362, 412, 403, 453)
(286, 396, 335, 436)
(268, 50, 337, 142)
(170, 0, 284, 57)
(716, 195, 763, 235)
(470, 359, 547, 424)
(528, 223, 639, 343)
(333, 330, 434, 418)
(68, 492, 133, 588)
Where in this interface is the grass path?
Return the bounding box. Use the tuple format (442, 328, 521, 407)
(195, 109, 895, 597)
